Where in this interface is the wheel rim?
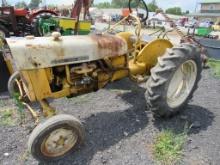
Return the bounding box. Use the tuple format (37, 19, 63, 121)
(41, 128, 78, 157)
(0, 30, 5, 38)
(167, 60, 197, 108)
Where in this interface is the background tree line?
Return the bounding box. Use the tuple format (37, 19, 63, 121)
(93, 0, 186, 15)
(15, 0, 42, 9)
(93, 0, 158, 12)
(14, 0, 187, 15)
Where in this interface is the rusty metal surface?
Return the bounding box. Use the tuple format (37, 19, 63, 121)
(90, 34, 127, 57)
(6, 34, 127, 70)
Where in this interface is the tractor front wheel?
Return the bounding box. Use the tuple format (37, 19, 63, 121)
(28, 114, 85, 162)
(145, 44, 202, 117)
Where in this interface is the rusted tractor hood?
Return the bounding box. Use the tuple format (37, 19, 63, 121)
(6, 34, 128, 70)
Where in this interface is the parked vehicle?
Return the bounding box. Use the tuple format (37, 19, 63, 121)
(0, 6, 58, 37)
(199, 20, 214, 28)
(212, 22, 220, 31)
(111, 14, 122, 22)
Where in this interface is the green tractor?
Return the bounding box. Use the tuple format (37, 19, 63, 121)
(32, 0, 92, 36)
(33, 15, 91, 36)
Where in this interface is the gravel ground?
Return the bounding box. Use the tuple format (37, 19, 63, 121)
(0, 69, 219, 165)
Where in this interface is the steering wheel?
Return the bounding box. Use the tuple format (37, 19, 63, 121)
(129, 0, 149, 22)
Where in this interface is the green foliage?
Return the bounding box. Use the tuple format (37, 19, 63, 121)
(94, 0, 159, 11)
(94, 2, 112, 9)
(148, 0, 158, 12)
(13, 93, 25, 123)
(153, 129, 187, 165)
(185, 10, 190, 14)
(166, 7, 182, 15)
(208, 59, 220, 78)
(47, 4, 56, 8)
(129, 0, 146, 9)
(0, 109, 15, 126)
(28, 0, 42, 9)
(111, 0, 128, 8)
(15, 1, 28, 8)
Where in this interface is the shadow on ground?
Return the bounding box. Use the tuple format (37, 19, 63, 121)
(153, 104, 214, 135)
(40, 79, 148, 165)
(39, 79, 214, 165)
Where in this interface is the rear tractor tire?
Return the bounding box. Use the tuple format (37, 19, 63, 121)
(145, 44, 202, 117)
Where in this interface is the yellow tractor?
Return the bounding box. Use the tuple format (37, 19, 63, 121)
(1, 0, 202, 162)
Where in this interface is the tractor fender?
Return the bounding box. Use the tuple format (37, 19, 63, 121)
(29, 10, 58, 22)
(137, 39, 173, 70)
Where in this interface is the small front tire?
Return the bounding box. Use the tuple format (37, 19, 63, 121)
(28, 114, 85, 162)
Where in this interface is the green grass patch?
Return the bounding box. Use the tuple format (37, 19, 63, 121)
(13, 93, 25, 123)
(153, 130, 187, 165)
(0, 109, 16, 126)
(208, 59, 220, 78)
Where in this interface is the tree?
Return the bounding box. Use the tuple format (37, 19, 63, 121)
(94, 2, 112, 9)
(147, 0, 158, 12)
(185, 10, 190, 14)
(28, 0, 42, 9)
(111, 0, 128, 8)
(15, 1, 27, 8)
(129, 0, 146, 8)
(166, 7, 182, 15)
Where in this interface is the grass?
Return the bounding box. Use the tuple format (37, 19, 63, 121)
(0, 109, 16, 126)
(153, 129, 188, 165)
(208, 59, 220, 78)
(13, 93, 25, 124)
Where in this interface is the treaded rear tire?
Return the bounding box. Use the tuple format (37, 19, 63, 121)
(145, 44, 202, 117)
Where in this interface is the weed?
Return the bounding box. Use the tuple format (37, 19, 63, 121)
(153, 129, 188, 165)
(13, 93, 25, 124)
(208, 59, 220, 78)
(0, 109, 15, 126)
